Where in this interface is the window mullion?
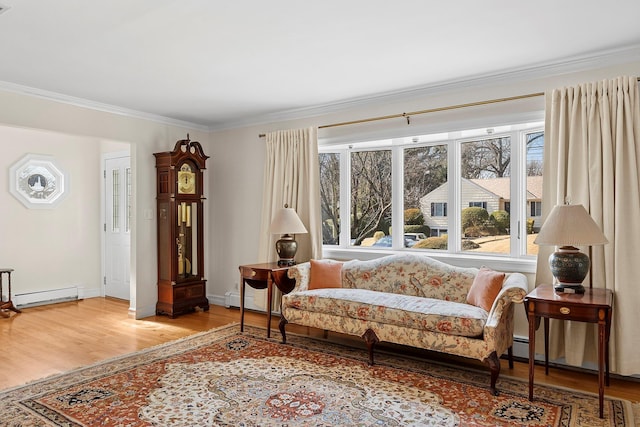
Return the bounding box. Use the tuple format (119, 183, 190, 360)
(340, 148, 351, 248)
(449, 140, 461, 253)
(511, 131, 525, 257)
(391, 144, 404, 249)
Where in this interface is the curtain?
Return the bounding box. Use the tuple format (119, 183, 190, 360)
(536, 76, 640, 374)
(255, 127, 323, 309)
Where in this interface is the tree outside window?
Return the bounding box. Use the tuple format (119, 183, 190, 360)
(319, 152, 340, 245)
(350, 150, 392, 246)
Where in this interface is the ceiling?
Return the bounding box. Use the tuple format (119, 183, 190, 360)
(1, 1, 639, 130)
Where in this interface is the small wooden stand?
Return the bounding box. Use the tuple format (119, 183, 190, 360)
(525, 284, 612, 418)
(238, 263, 296, 337)
(0, 268, 21, 316)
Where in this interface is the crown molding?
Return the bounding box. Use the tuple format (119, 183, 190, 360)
(212, 43, 640, 132)
(0, 81, 210, 132)
(2, 43, 639, 134)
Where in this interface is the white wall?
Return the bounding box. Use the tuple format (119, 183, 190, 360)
(0, 131, 132, 304)
(0, 126, 101, 298)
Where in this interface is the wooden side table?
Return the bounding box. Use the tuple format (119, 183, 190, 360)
(238, 263, 296, 337)
(524, 284, 613, 418)
(0, 268, 21, 315)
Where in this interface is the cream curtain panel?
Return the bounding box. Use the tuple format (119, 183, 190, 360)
(255, 127, 323, 310)
(536, 76, 640, 375)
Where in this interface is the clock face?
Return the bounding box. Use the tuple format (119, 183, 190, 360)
(177, 163, 196, 194)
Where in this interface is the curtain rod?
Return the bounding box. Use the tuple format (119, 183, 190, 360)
(258, 77, 640, 138)
(258, 91, 544, 138)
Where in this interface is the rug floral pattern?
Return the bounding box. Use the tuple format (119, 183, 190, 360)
(0, 324, 636, 426)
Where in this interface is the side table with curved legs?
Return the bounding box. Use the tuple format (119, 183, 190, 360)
(238, 263, 295, 338)
(0, 268, 21, 315)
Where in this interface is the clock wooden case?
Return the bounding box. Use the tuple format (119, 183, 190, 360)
(154, 136, 209, 317)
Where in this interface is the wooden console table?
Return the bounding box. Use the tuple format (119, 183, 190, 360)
(524, 284, 613, 418)
(0, 268, 21, 315)
(238, 263, 296, 337)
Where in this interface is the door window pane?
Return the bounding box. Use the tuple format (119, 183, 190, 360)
(126, 167, 132, 233)
(112, 169, 120, 232)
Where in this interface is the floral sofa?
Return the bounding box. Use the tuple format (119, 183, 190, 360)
(279, 253, 528, 395)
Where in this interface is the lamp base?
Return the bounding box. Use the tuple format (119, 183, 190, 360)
(275, 234, 298, 267)
(548, 246, 590, 290)
(554, 283, 586, 294)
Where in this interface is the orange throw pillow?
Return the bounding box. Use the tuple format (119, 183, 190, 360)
(466, 267, 505, 312)
(308, 259, 343, 290)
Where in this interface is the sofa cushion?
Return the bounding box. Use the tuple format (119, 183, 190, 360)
(283, 288, 487, 337)
(466, 267, 505, 312)
(309, 259, 343, 290)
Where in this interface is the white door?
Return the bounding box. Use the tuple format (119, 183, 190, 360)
(104, 156, 131, 300)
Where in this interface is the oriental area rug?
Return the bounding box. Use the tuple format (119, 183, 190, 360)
(1, 325, 637, 426)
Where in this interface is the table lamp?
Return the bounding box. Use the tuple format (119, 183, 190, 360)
(269, 205, 308, 266)
(534, 203, 608, 293)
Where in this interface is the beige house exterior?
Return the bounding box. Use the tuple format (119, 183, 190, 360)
(419, 176, 543, 236)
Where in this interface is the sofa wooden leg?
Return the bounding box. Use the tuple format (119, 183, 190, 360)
(486, 351, 500, 396)
(279, 316, 288, 344)
(362, 329, 379, 366)
(508, 346, 514, 369)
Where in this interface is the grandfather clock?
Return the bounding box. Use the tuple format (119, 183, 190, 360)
(154, 136, 209, 317)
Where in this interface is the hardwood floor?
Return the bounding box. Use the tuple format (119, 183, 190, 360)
(1, 297, 638, 402)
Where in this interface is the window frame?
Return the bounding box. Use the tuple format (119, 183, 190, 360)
(431, 202, 448, 217)
(530, 200, 542, 217)
(468, 201, 487, 209)
(320, 122, 543, 273)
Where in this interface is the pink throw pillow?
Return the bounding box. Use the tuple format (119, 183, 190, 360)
(466, 267, 505, 312)
(308, 259, 343, 290)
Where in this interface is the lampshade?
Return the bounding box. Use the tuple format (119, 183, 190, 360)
(269, 206, 307, 266)
(534, 203, 607, 293)
(269, 207, 308, 235)
(534, 204, 608, 246)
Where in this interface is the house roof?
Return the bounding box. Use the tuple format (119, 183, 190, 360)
(470, 176, 543, 200)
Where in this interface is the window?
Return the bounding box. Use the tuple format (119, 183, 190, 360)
(319, 152, 341, 245)
(530, 201, 542, 217)
(350, 149, 392, 246)
(319, 121, 544, 260)
(526, 131, 544, 255)
(461, 136, 511, 255)
(468, 201, 487, 209)
(430, 202, 447, 217)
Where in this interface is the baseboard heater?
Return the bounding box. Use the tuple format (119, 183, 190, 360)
(224, 290, 280, 314)
(14, 286, 83, 308)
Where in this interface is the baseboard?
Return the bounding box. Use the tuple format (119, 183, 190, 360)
(512, 335, 529, 359)
(208, 294, 226, 308)
(132, 297, 222, 320)
(14, 286, 85, 308)
(224, 290, 263, 312)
